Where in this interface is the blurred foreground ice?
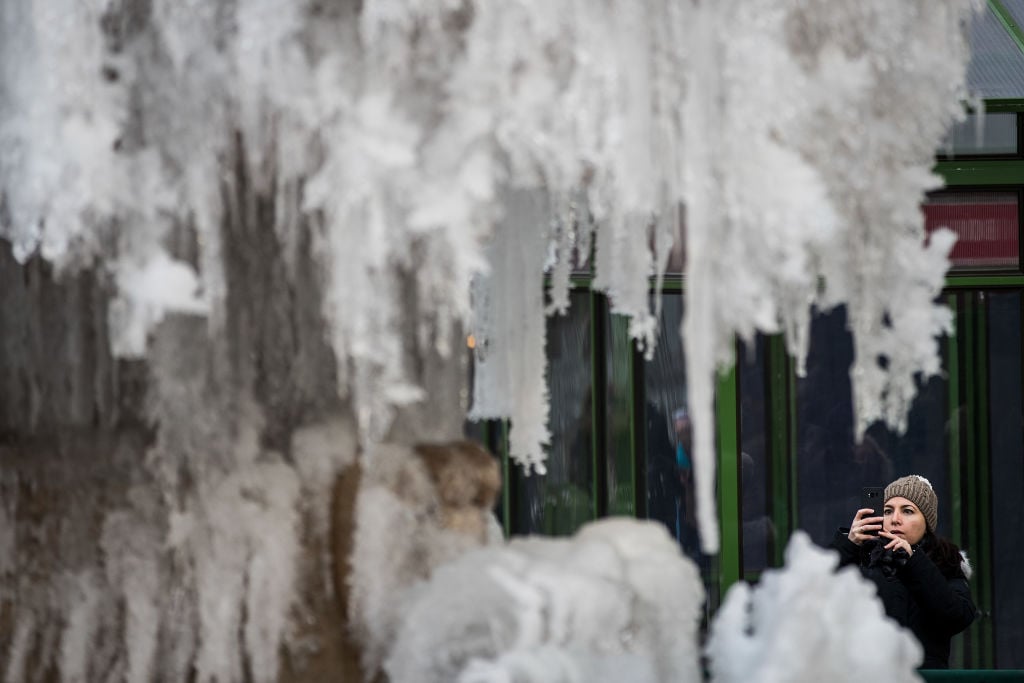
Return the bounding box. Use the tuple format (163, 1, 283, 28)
(707, 532, 923, 683)
(362, 522, 922, 683)
(386, 518, 704, 683)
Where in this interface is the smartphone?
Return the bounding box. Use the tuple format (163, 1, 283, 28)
(861, 486, 885, 536)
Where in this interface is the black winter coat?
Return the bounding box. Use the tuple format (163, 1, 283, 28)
(831, 531, 977, 669)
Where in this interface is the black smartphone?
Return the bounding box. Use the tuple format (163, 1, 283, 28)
(861, 486, 885, 536)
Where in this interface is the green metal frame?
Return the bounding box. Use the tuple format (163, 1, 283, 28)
(767, 334, 796, 568)
(970, 296, 995, 667)
(945, 276, 1024, 289)
(921, 671, 1024, 682)
(982, 99, 1024, 113)
(948, 293, 966, 668)
(964, 297, 981, 666)
(989, 0, 1024, 58)
(948, 294, 964, 548)
(625, 314, 639, 518)
(716, 365, 742, 594)
(626, 335, 643, 518)
(591, 289, 603, 522)
(936, 160, 1024, 186)
(501, 420, 512, 538)
(956, 293, 997, 668)
(601, 303, 639, 518)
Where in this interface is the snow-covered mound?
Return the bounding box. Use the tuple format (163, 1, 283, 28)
(707, 531, 923, 683)
(385, 518, 705, 683)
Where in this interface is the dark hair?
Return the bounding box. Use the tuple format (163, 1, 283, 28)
(920, 531, 967, 579)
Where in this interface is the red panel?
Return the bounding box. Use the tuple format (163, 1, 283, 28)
(923, 198, 1019, 268)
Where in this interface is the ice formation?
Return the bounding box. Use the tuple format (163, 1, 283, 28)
(372, 524, 920, 683)
(385, 518, 704, 683)
(345, 442, 503, 679)
(681, 0, 974, 551)
(0, 0, 981, 680)
(706, 532, 924, 682)
(2, 0, 978, 546)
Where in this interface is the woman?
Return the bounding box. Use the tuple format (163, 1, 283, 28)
(831, 475, 976, 669)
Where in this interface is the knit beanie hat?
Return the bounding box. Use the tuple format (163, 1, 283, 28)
(884, 475, 938, 532)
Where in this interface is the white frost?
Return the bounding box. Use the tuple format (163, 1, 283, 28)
(348, 443, 501, 678)
(469, 190, 552, 473)
(681, 0, 975, 551)
(0, 0, 983, 680)
(706, 532, 924, 682)
(58, 571, 103, 683)
(385, 518, 704, 683)
(0, 1, 978, 544)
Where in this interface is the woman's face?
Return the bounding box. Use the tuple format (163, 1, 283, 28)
(883, 496, 927, 545)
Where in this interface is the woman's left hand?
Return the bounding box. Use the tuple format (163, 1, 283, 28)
(879, 531, 913, 557)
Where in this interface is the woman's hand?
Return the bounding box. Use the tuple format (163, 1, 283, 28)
(847, 508, 884, 545)
(879, 531, 913, 557)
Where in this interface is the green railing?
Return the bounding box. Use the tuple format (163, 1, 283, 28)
(921, 671, 1024, 682)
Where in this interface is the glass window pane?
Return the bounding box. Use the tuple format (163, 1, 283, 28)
(739, 337, 774, 575)
(966, 3, 1024, 99)
(464, 416, 506, 532)
(923, 191, 1020, 270)
(642, 296, 693, 549)
(939, 112, 1017, 156)
(604, 309, 635, 516)
(512, 291, 594, 535)
(986, 290, 1024, 668)
(995, 2, 1024, 82)
(795, 306, 949, 548)
(641, 295, 715, 570)
(642, 293, 720, 617)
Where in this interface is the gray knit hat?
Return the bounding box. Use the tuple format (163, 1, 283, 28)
(884, 475, 938, 532)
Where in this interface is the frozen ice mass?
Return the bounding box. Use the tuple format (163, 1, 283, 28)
(0, 0, 978, 681)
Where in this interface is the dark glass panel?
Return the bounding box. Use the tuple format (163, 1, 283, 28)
(641, 295, 703, 559)
(939, 112, 1017, 156)
(641, 293, 719, 618)
(512, 291, 594, 535)
(642, 296, 690, 548)
(986, 290, 1024, 668)
(738, 337, 774, 574)
(604, 309, 635, 516)
(795, 306, 949, 547)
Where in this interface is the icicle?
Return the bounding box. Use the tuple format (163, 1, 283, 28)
(58, 571, 102, 683)
(681, 0, 976, 551)
(469, 190, 552, 474)
(101, 509, 162, 683)
(4, 613, 35, 683)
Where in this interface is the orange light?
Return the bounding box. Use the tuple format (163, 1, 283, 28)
(467, 334, 476, 349)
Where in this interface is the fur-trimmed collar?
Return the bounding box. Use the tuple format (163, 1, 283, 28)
(960, 550, 973, 580)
